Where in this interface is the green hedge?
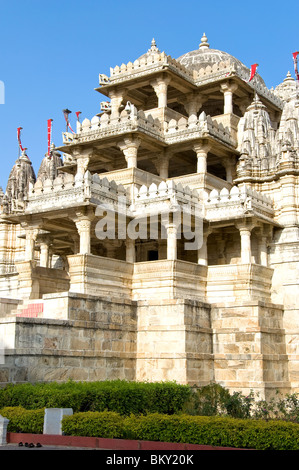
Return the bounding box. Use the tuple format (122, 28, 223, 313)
(0, 407, 44, 434)
(1, 405, 299, 450)
(62, 411, 299, 451)
(0, 380, 191, 415)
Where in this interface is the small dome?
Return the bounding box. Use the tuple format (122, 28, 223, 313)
(177, 34, 266, 86)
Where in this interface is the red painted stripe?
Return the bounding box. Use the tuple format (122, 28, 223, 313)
(7, 433, 247, 450)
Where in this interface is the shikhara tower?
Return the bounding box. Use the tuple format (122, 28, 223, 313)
(0, 35, 299, 399)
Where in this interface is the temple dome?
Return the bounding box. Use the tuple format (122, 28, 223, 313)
(176, 34, 266, 86)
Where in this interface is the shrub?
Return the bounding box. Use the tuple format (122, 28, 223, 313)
(61, 411, 299, 450)
(0, 406, 44, 434)
(0, 380, 191, 415)
(62, 411, 125, 439)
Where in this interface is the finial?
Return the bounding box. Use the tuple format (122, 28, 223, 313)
(199, 33, 210, 50)
(148, 38, 160, 54)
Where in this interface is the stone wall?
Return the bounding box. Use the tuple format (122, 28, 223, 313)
(136, 299, 213, 385)
(0, 293, 137, 385)
(211, 300, 290, 399)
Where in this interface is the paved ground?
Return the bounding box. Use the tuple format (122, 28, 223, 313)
(0, 443, 100, 450)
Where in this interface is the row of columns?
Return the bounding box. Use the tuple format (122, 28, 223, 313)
(23, 218, 271, 268)
(109, 78, 238, 120)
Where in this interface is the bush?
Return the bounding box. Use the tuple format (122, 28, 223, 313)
(62, 411, 125, 439)
(61, 411, 299, 450)
(0, 406, 44, 434)
(0, 380, 191, 415)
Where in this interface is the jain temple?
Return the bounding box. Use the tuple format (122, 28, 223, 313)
(1, 35, 299, 399)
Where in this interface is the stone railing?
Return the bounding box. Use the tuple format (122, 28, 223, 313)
(192, 59, 284, 110)
(131, 180, 203, 219)
(203, 185, 274, 221)
(62, 109, 164, 145)
(164, 111, 236, 147)
(26, 171, 127, 214)
(105, 52, 194, 84)
(62, 107, 236, 149)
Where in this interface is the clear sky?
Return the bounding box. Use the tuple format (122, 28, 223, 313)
(0, 0, 298, 190)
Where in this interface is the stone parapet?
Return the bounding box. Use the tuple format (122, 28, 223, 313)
(132, 260, 207, 301)
(26, 171, 127, 214)
(203, 185, 274, 223)
(207, 263, 273, 303)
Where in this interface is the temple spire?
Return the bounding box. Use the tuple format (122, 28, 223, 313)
(199, 33, 210, 50)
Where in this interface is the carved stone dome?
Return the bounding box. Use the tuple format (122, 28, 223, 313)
(177, 34, 266, 87)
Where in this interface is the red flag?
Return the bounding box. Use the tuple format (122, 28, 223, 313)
(248, 64, 258, 82)
(17, 127, 24, 152)
(293, 52, 299, 81)
(47, 119, 53, 158)
(62, 109, 75, 134)
(75, 111, 81, 121)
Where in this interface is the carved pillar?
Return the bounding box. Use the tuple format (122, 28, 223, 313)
(220, 82, 238, 114)
(24, 227, 39, 261)
(73, 147, 93, 176)
(118, 137, 141, 169)
(183, 93, 203, 118)
(74, 211, 94, 255)
(237, 225, 252, 264)
(109, 89, 125, 119)
(166, 222, 178, 260)
(39, 235, 52, 268)
(150, 76, 171, 108)
(193, 141, 211, 174)
(259, 235, 268, 267)
(223, 156, 236, 183)
(157, 151, 171, 179)
(197, 229, 212, 266)
(126, 238, 135, 263)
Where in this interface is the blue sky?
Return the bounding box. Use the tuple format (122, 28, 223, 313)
(0, 0, 298, 190)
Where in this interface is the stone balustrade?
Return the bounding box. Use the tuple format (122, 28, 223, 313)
(193, 59, 284, 110)
(62, 107, 236, 149)
(164, 111, 235, 147)
(62, 109, 164, 145)
(106, 51, 193, 83)
(203, 185, 274, 221)
(26, 171, 127, 213)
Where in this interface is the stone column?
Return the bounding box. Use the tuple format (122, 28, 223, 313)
(157, 152, 170, 179)
(183, 93, 203, 118)
(74, 212, 94, 255)
(126, 238, 135, 263)
(150, 76, 171, 108)
(39, 237, 52, 268)
(109, 89, 125, 119)
(166, 222, 178, 261)
(118, 137, 141, 169)
(259, 235, 268, 267)
(223, 156, 236, 183)
(197, 230, 211, 266)
(193, 141, 211, 174)
(24, 227, 39, 261)
(73, 147, 93, 176)
(220, 82, 238, 114)
(238, 226, 252, 264)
